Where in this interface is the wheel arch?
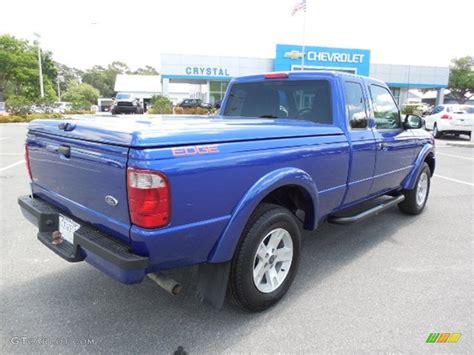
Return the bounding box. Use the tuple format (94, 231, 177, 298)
(402, 144, 435, 190)
(208, 167, 319, 263)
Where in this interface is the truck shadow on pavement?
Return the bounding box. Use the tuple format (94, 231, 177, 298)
(2, 207, 421, 353)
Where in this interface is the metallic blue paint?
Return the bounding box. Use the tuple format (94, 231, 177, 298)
(24, 71, 434, 284)
(402, 130, 435, 189)
(209, 167, 320, 263)
(27, 132, 131, 243)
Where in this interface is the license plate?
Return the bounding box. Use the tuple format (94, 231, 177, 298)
(59, 214, 80, 244)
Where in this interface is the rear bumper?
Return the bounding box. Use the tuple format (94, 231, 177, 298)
(437, 120, 473, 133)
(18, 195, 148, 284)
(111, 105, 139, 114)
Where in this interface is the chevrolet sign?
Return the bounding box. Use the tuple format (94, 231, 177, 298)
(284, 50, 304, 60)
(275, 44, 371, 76)
(307, 51, 365, 64)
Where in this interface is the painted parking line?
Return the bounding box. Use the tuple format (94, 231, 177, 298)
(0, 137, 11, 141)
(0, 160, 25, 172)
(434, 174, 474, 187)
(437, 152, 474, 161)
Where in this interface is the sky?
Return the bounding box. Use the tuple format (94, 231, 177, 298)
(1, 0, 473, 70)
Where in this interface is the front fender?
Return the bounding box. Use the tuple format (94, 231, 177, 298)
(402, 143, 435, 190)
(208, 167, 319, 263)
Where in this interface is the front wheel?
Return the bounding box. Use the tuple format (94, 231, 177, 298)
(398, 163, 431, 215)
(229, 203, 301, 312)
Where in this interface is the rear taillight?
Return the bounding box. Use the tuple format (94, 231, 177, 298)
(25, 144, 32, 180)
(127, 167, 170, 229)
(440, 114, 452, 119)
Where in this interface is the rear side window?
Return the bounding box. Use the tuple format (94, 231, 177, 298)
(432, 106, 444, 114)
(344, 81, 368, 129)
(370, 85, 401, 129)
(223, 79, 333, 124)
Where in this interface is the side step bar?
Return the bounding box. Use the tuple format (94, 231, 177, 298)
(328, 195, 405, 225)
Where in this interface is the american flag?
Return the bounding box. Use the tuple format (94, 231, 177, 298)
(292, 0, 306, 16)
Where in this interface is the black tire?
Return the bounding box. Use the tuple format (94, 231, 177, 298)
(229, 203, 301, 312)
(398, 163, 431, 215)
(433, 124, 442, 138)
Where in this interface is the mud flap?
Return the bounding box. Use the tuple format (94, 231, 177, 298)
(196, 262, 231, 309)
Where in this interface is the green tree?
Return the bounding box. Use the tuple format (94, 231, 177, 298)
(109, 61, 130, 74)
(56, 62, 83, 95)
(149, 95, 173, 114)
(0, 34, 57, 102)
(62, 82, 99, 109)
(448, 56, 474, 104)
(82, 66, 114, 97)
(82, 61, 131, 97)
(133, 66, 159, 75)
(82, 62, 159, 97)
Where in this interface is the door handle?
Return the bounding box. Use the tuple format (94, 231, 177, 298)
(58, 145, 71, 158)
(379, 143, 389, 151)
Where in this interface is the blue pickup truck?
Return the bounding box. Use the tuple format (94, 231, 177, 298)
(18, 71, 434, 312)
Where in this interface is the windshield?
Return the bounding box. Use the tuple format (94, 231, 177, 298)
(116, 93, 132, 100)
(223, 79, 333, 124)
(448, 105, 474, 114)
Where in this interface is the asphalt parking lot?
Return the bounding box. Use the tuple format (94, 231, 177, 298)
(1, 123, 472, 354)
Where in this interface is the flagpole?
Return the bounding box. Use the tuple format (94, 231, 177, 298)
(301, 2, 307, 71)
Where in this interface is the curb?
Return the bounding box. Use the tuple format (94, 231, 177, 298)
(446, 142, 474, 148)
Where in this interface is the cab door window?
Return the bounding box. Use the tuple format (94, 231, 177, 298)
(370, 85, 401, 129)
(344, 81, 368, 129)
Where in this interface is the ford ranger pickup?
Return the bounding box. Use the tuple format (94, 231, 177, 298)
(18, 71, 435, 312)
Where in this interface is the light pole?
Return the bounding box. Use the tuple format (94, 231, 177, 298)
(33, 32, 44, 98)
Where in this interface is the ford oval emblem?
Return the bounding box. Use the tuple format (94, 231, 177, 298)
(105, 195, 119, 207)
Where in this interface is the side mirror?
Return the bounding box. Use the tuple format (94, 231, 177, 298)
(403, 114, 424, 129)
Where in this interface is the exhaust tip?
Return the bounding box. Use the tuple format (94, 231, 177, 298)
(147, 272, 182, 296)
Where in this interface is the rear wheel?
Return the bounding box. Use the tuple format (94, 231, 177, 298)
(229, 203, 301, 312)
(398, 163, 431, 215)
(433, 124, 442, 138)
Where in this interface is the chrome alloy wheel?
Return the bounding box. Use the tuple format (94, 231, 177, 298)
(416, 172, 429, 206)
(252, 228, 293, 293)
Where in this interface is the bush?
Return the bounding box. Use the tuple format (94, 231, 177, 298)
(174, 107, 184, 114)
(64, 110, 95, 115)
(149, 95, 173, 114)
(401, 104, 417, 115)
(173, 107, 210, 115)
(0, 110, 95, 123)
(5, 96, 33, 115)
(62, 83, 99, 110)
(0, 112, 62, 123)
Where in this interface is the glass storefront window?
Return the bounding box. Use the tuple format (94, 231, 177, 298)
(209, 81, 229, 105)
(389, 87, 401, 104)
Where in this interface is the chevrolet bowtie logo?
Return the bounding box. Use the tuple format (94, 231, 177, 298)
(284, 50, 304, 60)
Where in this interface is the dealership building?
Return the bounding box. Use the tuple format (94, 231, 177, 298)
(157, 43, 449, 106)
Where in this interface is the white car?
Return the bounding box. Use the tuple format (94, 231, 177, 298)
(424, 104, 473, 138)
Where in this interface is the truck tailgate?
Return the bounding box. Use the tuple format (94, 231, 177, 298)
(27, 131, 131, 242)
